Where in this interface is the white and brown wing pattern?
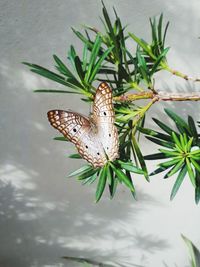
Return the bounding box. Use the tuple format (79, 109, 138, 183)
(92, 82, 119, 161)
(47, 110, 91, 143)
(47, 82, 119, 167)
(47, 110, 107, 167)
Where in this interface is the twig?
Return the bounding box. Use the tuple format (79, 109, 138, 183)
(157, 92, 200, 101)
(161, 63, 200, 82)
(114, 91, 200, 102)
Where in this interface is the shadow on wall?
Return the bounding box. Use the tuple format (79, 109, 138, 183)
(0, 180, 67, 267)
(0, 173, 169, 267)
(0, 51, 196, 267)
(2, 1, 200, 264)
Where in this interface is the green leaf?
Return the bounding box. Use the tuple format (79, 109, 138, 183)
(132, 135, 149, 181)
(195, 186, 200, 204)
(78, 168, 98, 180)
(182, 234, 200, 267)
(72, 28, 94, 50)
(186, 158, 196, 187)
(82, 43, 88, 72)
(126, 170, 136, 199)
(164, 158, 184, 178)
(188, 116, 198, 144)
(74, 55, 85, 81)
(145, 136, 174, 148)
(110, 163, 134, 191)
(107, 165, 113, 185)
(23, 62, 71, 87)
(129, 32, 155, 59)
(159, 149, 181, 157)
(190, 155, 200, 161)
(165, 108, 190, 134)
(117, 160, 144, 174)
(158, 13, 163, 45)
(144, 152, 168, 160)
(68, 153, 82, 159)
(150, 47, 170, 75)
(116, 112, 138, 122)
(150, 165, 171, 176)
(102, 2, 119, 61)
(53, 54, 76, 78)
(163, 21, 169, 47)
(190, 149, 200, 156)
(186, 137, 193, 153)
(170, 165, 187, 200)
(95, 166, 107, 202)
(152, 117, 176, 135)
(136, 49, 150, 83)
(84, 35, 102, 83)
(102, 2, 115, 39)
(82, 172, 98, 185)
(180, 134, 186, 149)
(54, 136, 68, 141)
(172, 132, 182, 150)
(68, 165, 93, 178)
(138, 126, 172, 141)
(68, 45, 77, 62)
(150, 17, 158, 47)
(88, 46, 113, 83)
(34, 89, 81, 94)
(78, 169, 98, 180)
(108, 175, 118, 199)
(160, 157, 182, 167)
(195, 171, 200, 204)
(190, 158, 200, 173)
(97, 67, 117, 75)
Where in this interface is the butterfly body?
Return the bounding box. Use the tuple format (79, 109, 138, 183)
(47, 82, 119, 167)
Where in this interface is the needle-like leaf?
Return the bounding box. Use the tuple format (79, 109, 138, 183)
(110, 163, 134, 191)
(95, 165, 107, 202)
(170, 165, 187, 200)
(68, 165, 94, 178)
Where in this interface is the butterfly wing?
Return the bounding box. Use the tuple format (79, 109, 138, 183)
(92, 82, 119, 161)
(47, 110, 107, 167)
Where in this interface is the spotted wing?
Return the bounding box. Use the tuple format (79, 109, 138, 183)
(47, 110, 107, 167)
(92, 82, 119, 161)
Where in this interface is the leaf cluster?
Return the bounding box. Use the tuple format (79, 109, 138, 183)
(68, 158, 144, 202)
(23, 2, 170, 95)
(140, 109, 200, 203)
(23, 2, 200, 203)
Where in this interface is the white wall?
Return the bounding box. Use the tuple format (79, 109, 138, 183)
(0, 0, 200, 266)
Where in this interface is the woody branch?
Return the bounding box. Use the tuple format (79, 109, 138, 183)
(114, 91, 200, 102)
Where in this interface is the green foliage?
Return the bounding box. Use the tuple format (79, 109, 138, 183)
(129, 13, 170, 88)
(68, 159, 143, 202)
(24, 2, 200, 203)
(182, 235, 200, 267)
(141, 109, 200, 203)
(23, 35, 113, 98)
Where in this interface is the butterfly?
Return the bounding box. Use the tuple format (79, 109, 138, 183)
(47, 82, 119, 167)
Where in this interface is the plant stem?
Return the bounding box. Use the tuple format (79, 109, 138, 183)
(132, 97, 158, 127)
(114, 92, 153, 101)
(114, 92, 200, 102)
(161, 62, 200, 82)
(130, 81, 144, 92)
(156, 92, 200, 101)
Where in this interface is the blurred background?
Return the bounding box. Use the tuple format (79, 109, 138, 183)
(0, 0, 200, 266)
